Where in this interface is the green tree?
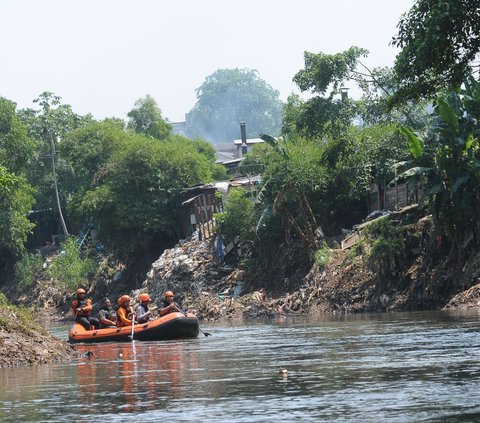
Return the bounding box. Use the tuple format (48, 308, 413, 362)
(286, 47, 368, 139)
(102, 117, 126, 129)
(18, 92, 93, 235)
(249, 135, 325, 251)
(188, 68, 283, 143)
(0, 167, 35, 262)
(392, 0, 480, 102)
(245, 124, 410, 250)
(293, 47, 368, 96)
(215, 187, 255, 243)
(357, 124, 410, 187)
(356, 66, 430, 129)
(0, 98, 36, 174)
(79, 134, 216, 262)
(58, 121, 127, 224)
(127, 95, 172, 140)
(0, 98, 36, 268)
(189, 137, 228, 180)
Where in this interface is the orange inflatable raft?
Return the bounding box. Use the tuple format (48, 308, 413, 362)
(68, 311, 199, 344)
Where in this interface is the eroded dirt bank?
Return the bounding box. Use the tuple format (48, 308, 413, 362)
(138, 217, 480, 320)
(0, 307, 79, 367)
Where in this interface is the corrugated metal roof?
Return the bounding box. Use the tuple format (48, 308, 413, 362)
(233, 138, 266, 145)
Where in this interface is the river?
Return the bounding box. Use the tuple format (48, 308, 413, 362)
(1, 310, 480, 422)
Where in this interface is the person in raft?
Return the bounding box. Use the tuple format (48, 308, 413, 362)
(72, 288, 100, 330)
(135, 293, 154, 324)
(159, 290, 181, 316)
(116, 295, 136, 327)
(98, 297, 117, 328)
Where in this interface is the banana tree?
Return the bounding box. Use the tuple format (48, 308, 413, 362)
(396, 77, 480, 249)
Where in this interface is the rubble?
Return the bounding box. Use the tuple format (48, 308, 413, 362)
(142, 239, 233, 300)
(140, 237, 334, 320)
(141, 238, 290, 320)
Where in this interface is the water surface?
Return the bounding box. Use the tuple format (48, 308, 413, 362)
(1, 310, 480, 422)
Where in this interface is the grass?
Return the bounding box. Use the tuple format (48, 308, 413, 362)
(314, 242, 332, 268)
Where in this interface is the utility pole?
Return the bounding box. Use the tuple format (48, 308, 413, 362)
(46, 123, 69, 237)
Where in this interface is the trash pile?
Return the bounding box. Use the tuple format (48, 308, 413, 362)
(140, 238, 243, 316)
(140, 238, 320, 320)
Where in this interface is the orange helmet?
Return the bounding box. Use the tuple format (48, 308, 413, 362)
(117, 295, 131, 306)
(139, 293, 150, 302)
(77, 288, 86, 295)
(164, 291, 174, 298)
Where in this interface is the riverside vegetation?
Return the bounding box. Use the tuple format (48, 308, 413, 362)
(2, 0, 480, 365)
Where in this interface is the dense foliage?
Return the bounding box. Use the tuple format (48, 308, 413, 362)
(397, 77, 480, 255)
(362, 217, 405, 274)
(0, 92, 225, 288)
(233, 45, 412, 257)
(14, 251, 43, 290)
(0, 98, 36, 267)
(19, 92, 93, 220)
(392, 0, 480, 102)
(76, 132, 219, 262)
(215, 187, 255, 243)
(45, 237, 97, 290)
(285, 47, 367, 139)
(0, 166, 35, 260)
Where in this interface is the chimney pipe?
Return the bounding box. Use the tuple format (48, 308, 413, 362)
(240, 121, 247, 156)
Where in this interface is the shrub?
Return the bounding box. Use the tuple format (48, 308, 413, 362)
(362, 217, 404, 272)
(45, 237, 97, 290)
(0, 292, 40, 334)
(314, 243, 332, 268)
(15, 251, 43, 290)
(214, 187, 255, 243)
(347, 239, 366, 260)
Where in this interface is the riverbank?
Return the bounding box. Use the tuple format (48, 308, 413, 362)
(138, 213, 480, 320)
(6, 208, 480, 369)
(0, 301, 79, 367)
(34, 213, 480, 324)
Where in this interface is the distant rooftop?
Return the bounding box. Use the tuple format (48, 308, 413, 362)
(233, 138, 265, 146)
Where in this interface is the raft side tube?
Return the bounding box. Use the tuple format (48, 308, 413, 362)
(68, 312, 199, 344)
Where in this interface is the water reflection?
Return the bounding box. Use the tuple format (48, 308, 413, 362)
(74, 340, 200, 413)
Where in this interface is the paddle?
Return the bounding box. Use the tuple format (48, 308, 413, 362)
(172, 303, 211, 337)
(129, 310, 135, 341)
(199, 327, 212, 337)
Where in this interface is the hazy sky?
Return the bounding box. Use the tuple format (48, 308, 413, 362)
(1, 0, 414, 122)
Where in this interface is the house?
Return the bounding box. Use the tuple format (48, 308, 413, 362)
(215, 137, 266, 173)
(214, 142, 237, 162)
(367, 181, 422, 213)
(180, 176, 261, 240)
(180, 184, 222, 240)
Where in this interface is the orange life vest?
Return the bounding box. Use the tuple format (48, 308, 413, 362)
(117, 306, 134, 327)
(72, 298, 92, 317)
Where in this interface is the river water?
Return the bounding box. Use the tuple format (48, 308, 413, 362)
(1, 310, 480, 422)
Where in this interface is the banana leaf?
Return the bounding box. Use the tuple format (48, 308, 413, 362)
(436, 97, 459, 133)
(400, 126, 424, 159)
